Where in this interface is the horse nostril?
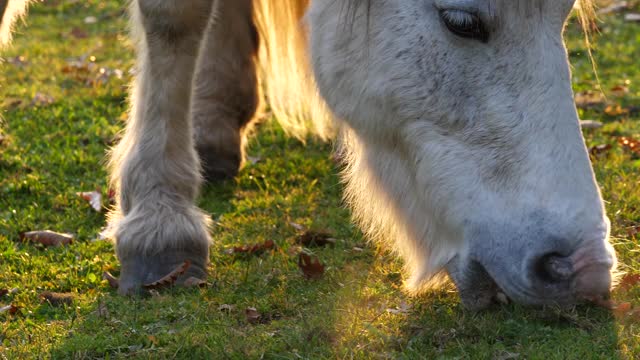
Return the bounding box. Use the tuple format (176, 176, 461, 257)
(536, 253, 573, 282)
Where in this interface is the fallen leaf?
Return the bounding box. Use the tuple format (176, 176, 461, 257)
(575, 91, 605, 109)
(20, 230, 74, 247)
(143, 261, 190, 290)
(298, 253, 325, 279)
(183, 277, 208, 288)
(231, 240, 275, 256)
(147, 335, 159, 345)
(102, 271, 119, 289)
(605, 104, 630, 117)
(590, 144, 612, 157)
(70, 27, 88, 39)
(77, 190, 102, 212)
(296, 231, 336, 247)
(245, 307, 261, 324)
(615, 302, 633, 313)
(618, 136, 640, 155)
(580, 120, 603, 129)
(0, 305, 20, 315)
(619, 273, 640, 291)
(40, 292, 74, 307)
(0, 288, 18, 297)
(610, 85, 630, 97)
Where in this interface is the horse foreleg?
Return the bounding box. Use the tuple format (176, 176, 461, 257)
(192, 0, 260, 181)
(108, 0, 215, 295)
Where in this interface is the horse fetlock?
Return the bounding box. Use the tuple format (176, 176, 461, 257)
(112, 200, 211, 295)
(118, 246, 209, 296)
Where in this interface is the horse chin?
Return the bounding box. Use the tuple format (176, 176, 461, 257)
(446, 255, 578, 310)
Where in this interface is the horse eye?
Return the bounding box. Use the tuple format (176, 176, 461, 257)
(439, 9, 489, 43)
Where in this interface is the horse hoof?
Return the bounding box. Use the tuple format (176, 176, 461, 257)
(117, 248, 208, 296)
(196, 145, 242, 182)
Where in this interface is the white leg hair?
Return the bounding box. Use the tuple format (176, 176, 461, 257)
(107, 0, 215, 290)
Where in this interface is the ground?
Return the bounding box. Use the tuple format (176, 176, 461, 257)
(0, 1, 639, 359)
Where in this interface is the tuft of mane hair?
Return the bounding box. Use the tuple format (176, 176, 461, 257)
(0, 0, 32, 47)
(253, 0, 333, 140)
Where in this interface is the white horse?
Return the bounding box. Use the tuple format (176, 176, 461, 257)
(1, 0, 617, 310)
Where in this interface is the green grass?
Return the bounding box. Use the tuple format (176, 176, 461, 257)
(1, 1, 639, 359)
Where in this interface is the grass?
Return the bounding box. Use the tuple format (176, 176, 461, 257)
(0, 1, 639, 359)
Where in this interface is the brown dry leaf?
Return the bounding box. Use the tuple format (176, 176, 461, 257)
(618, 136, 640, 155)
(605, 104, 630, 117)
(619, 273, 640, 291)
(40, 292, 75, 307)
(0, 288, 17, 298)
(0, 304, 20, 315)
(590, 144, 612, 157)
(574, 91, 606, 109)
(610, 85, 630, 97)
(231, 240, 275, 256)
(102, 271, 119, 289)
(143, 261, 190, 290)
(70, 27, 88, 39)
(298, 253, 325, 279)
(183, 277, 208, 288)
(20, 230, 74, 247)
(245, 307, 261, 324)
(296, 231, 336, 248)
(77, 190, 102, 212)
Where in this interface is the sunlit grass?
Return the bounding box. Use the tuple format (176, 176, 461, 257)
(0, 1, 638, 358)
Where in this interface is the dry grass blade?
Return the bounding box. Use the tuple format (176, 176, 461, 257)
(142, 261, 191, 290)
